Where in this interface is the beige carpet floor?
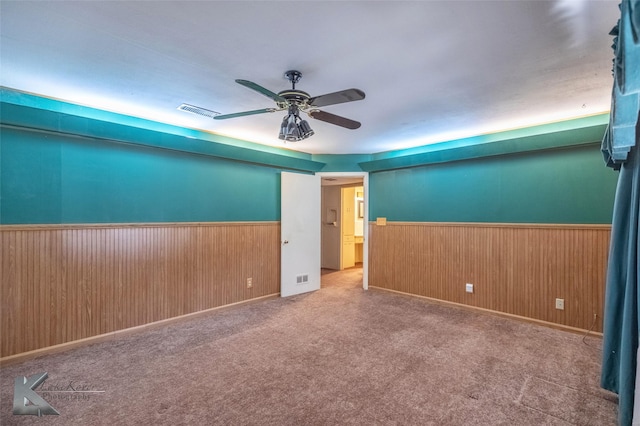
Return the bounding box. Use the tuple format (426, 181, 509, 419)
(1, 267, 617, 425)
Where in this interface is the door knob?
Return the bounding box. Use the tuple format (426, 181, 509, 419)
(282, 240, 289, 245)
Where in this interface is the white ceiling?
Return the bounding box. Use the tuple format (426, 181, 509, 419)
(0, 1, 619, 155)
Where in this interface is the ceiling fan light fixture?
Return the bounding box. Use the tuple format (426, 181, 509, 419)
(278, 116, 288, 140)
(284, 114, 301, 141)
(279, 113, 314, 142)
(285, 130, 301, 142)
(299, 120, 314, 139)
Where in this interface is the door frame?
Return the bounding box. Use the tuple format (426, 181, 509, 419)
(317, 171, 369, 290)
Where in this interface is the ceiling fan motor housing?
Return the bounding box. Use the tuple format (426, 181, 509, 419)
(279, 70, 309, 108)
(277, 90, 311, 109)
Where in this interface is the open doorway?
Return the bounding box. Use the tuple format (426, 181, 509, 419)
(317, 172, 368, 290)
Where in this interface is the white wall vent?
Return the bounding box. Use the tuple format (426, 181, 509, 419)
(296, 274, 309, 284)
(177, 103, 220, 119)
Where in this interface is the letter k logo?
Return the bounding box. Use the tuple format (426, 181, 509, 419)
(13, 372, 59, 416)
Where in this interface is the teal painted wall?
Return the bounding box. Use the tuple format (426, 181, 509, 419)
(369, 144, 619, 224)
(1, 127, 281, 224)
(0, 90, 619, 226)
(1, 127, 620, 225)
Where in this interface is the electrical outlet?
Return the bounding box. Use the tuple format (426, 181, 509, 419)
(555, 298, 564, 310)
(247, 278, 253, 289)
(465, 283, 474, 293)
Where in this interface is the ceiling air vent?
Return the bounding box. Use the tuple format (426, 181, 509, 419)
(177, 103, 220, 119)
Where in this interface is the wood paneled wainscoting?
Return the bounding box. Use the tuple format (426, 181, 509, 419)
(1, 222, 280, 360)
(368, 222, 611, 333)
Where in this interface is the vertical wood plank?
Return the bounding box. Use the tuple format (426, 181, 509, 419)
(1, 223, 281, 358)
(369, 222, 610, 332)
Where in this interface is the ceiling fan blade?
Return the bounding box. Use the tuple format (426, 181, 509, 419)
(308, 88, 365, 108)
(213, 108, 277, 120)
(235, 79, 287, 103)
(308, 110, 361, 129)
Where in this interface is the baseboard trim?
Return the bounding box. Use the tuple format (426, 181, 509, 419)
(369, 286, 603, 337)
(0, 293, 279, 367)
(368, 221, 611, 230)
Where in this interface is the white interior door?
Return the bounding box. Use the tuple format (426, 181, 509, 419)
(281, 172, 321, 297)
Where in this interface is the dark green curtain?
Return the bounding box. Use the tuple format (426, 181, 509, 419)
(602, 124, 640, 426)
(601, 2, 640, 425)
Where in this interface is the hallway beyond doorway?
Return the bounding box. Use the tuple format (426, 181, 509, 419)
(321, 266, 363, 289)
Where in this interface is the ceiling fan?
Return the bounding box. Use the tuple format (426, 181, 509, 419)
(214, 70, 365, 142)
